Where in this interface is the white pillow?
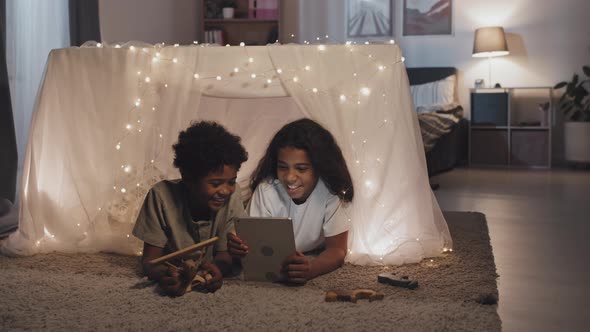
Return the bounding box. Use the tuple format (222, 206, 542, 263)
(410, 75, 456, 112)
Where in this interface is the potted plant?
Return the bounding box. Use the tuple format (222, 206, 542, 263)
(221, 0, 237, 19)
(554, 63, 590, 163)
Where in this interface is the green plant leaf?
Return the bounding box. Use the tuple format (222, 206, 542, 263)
(583, 66, 590, 77)
(554, 81, 567, 89)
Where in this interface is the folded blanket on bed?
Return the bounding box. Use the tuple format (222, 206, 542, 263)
(418, 105, 463, 152)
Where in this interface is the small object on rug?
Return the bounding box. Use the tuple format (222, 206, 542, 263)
(475, 292, 498, 305)
(325, 289, 384, 303)
(377, 273, 419, 289)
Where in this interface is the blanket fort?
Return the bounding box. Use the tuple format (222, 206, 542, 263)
(1, 42, 452, 265)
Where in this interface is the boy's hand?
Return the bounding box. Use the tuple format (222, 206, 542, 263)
(159, 265, 186, 297)
(281, 251, 311, 285)
(200, 260, 223, 292)
(227, 232, 249, 258)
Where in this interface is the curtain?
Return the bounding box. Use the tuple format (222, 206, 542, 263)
(0, 43, 452, 266)
(0, 0, 17, 203)
(69, 0, 101, 46)
(5, 0, 69, 205)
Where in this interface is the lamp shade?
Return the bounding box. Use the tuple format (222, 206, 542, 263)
(472, 26, 509, 58)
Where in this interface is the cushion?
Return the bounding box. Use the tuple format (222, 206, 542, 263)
(410, 75, 456, 112)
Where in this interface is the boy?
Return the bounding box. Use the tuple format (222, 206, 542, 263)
(133, 121, 248, 296)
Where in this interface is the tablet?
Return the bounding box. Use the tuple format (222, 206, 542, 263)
(235, 217, 296, 282)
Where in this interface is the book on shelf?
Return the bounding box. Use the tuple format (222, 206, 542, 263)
(204, 29, 224, 45)
(248, 0, 278, 19)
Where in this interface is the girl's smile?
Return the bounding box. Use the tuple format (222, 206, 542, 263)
(277, 147, 318, 204)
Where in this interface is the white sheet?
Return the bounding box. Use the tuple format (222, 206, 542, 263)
(1, 42, 452, 265)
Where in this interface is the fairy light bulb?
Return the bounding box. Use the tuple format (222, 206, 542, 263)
(152, 57, 159, 63)
(240, 42, 245, 46)
(312, 88, 318, 93)
(115, 143, 121, 150)
(234, 67, 239, 73)
(293, 77, 299, 82)
(339, 95, 347, 102)
(216, 76, 222, 80)
(97, 43, 102, 48)
(121, 188, 127, 193)
(126, 124, 132, 130)
(360, 87, 371, 96)
(134, 98, 141, 107)
(172, 58, 178, 63)
(389, 39, 395, 44)
(251, 73, 257, 79)
(248, 57, 254, 63)
(136, 71, 141, 76)
(305, 65, 311, 71)
(401, 57, 406, 62)
(378, 65, 385, 71)
(174, 43, 179, 47)
(276, 68, 282, 74)
(194, 73, 200, 79)
(144, 77, 151, 83)
(317, 45, 326, 51)
(124, 165, 132, 173)
(267, 79, 272, 84)
(129, 46, 136, 52)
(115, 44, 121, 48)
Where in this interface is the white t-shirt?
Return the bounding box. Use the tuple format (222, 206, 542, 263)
(248, 178, 350, 252)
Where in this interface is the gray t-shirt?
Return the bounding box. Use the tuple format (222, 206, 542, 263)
(132, 179, 246, 261)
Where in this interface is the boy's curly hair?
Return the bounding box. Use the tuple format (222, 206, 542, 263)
(250, 118, 354, 202)
(173, 121, 248, 181)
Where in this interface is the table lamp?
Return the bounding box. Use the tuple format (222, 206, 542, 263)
(472, 26, 509, 88)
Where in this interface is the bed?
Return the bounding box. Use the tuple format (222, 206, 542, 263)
(407, 67, 468, 177)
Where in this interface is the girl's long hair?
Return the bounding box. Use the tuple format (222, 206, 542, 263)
(250, 118, 354, 202)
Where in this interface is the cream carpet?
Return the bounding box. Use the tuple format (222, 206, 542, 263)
(0, 212, 500, 331)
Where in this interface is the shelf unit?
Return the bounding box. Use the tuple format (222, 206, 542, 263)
(469, 87, 553, 168)
(199, 0, 281, 46)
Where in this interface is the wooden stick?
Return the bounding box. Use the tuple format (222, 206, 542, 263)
(147, 237, 218, 265)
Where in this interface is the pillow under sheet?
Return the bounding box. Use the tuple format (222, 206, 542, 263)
(410, 75, 456, 112)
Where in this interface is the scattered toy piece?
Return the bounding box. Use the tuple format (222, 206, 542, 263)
(377, 273, 418, 289)
(325, 289, 384, 303)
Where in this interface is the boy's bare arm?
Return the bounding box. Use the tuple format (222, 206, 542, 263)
(141, 242, 169, 281)
(214, 250, 233, 276)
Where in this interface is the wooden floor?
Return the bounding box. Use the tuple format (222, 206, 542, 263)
(432, 167, 590, 332)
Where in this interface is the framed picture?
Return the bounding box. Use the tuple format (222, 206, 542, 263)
(403, 0, 453, 36)
(347, 0, 393, 38)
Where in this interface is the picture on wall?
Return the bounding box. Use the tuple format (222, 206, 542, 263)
(403, 0, 453, 36)
(347, 0, 392, 38)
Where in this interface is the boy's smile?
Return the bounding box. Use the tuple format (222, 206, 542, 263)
(187, 165, 238, 216)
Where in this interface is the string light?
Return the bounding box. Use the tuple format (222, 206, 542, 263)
(100, 42, 410, 256)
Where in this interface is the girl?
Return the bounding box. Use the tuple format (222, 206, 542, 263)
(229, 118, 354, 284)
(133, 121, 248, 296)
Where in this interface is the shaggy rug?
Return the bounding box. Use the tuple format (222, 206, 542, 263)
(0, 212, 500, 331)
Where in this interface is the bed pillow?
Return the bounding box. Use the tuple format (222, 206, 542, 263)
(410, 75, 456, 113)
